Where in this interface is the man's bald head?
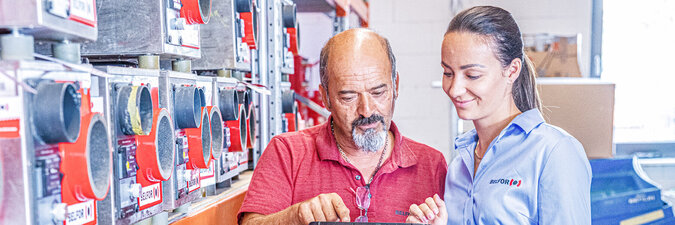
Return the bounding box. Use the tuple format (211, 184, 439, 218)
(319, 28, 397, 95)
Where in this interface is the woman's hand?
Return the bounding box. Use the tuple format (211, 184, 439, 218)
(406, 194, 447, 225)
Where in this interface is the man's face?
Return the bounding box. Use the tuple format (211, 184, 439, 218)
(321, 35, 398, 152)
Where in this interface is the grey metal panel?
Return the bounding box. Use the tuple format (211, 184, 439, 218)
(81, 0, 201, 59)
(293, 0, 334, 13)
(0, 0, 97, 41)
(192, 0, 241, 71)
(81, 0, 164, 56)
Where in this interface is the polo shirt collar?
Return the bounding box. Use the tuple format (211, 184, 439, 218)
(316, 116, 417, 169)
(453, 108, 544, 151)
(510, 108, 545, 135)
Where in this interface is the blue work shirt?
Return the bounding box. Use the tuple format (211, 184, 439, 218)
(445, 109, 592, 225)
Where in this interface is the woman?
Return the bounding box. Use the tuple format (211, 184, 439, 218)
(406, 6, 592, 225)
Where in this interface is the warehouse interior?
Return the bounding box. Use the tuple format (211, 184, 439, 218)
(1, 0, 674, 224)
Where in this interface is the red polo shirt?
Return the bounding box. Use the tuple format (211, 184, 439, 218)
(238, 120, 447, 223)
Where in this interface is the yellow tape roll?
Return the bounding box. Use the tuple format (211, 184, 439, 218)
(128, 86, 144, 135)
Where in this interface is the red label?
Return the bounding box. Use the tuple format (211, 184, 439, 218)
(0, 119, 20, 138)
(138, 183, 162, 210)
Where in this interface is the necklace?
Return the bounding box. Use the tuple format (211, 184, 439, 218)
(474, 142, 483, 160)
(331, 120, 387, 185)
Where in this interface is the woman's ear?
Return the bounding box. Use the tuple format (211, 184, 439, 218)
(504, 58, 522, 84)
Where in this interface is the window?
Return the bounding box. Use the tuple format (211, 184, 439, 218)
(602, 1, 675, 143)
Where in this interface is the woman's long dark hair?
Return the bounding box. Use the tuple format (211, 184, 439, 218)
(447, 6, 541, 112)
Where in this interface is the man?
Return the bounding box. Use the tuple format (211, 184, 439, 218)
(239, 28, 447, 224)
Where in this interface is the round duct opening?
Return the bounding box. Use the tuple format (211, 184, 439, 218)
(117, 85, 153, 135)
(181, 0, 212, 24)
(246, 105, 256, 149)
(237, 89, 251, 114)
(281, 90, 295, 114)
(174, 86, 202, 129)
(86, 114, 111, 200)
(282, 4, 297, 28)
(200, 110, 212, 165)
(209, 106, 224, 160)
(34, 82, 81, 143)
(199, 0, 212, 22)
(234, 0, 253, 13)
(239, 106, 248, 150)
(198, 87, 206, 107)
(218, 89, 239, 121)
(155, 110, 175, 179)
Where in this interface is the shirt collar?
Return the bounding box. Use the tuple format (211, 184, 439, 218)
(316, 116, 417, 169)
(453, 108, 544, 150)
(510, 108, 545, 134)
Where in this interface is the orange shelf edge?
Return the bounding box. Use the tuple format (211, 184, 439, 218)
(171, 189, 248, 225)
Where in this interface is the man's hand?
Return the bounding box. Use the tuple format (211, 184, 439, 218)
(242, 193, 350, 225)
(295, 193, 351, 224)
(405, 194, 447, 225)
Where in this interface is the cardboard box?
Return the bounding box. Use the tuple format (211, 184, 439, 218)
(537, 78, 615, 159)
(524, 34, 582, 77)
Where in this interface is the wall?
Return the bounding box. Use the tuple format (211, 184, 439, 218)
(369, 0, 455, 162)
(369, 0, 593, 162)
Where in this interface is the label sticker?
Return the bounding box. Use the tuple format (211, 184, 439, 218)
(0, 97, 21, 121)
(200, 163, 215, 186)
(200, 163, 215, 179)
(187, 169, 200, 192)
(69, 0, 97, 27)
(138, 183, 162, 208)
(46, 0, 70, 18)
(90, 97, 104, 114)
(65, 200, 95, 225)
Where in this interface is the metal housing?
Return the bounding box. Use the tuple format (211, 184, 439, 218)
(0, 60, 110, 225)
(192, 0, 252, 72)
(95, 66, 169, 225)
(81, 0, 202, 59)
(0, 0, 98, 41)
(158, 70, 202, 212)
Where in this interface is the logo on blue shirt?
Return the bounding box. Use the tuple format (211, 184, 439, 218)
(489, 178, 522, 187)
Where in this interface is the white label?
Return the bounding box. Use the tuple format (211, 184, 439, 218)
(0, 97, 21, 120)
(70, 0, 96, 24)
(181, 29, 200, 48)
(200, 163, 215, 186)
(47, 0, 70, 18)
(0, 73, 16, 97)
(187, 169, 200, 192)
(240, 151, 248, 164)
(200, 163, 214, 178)
(138, 183, 162, 207)
(90, 97, 104, 114)
(65, 200, 95, 225)
(228, 153, 238, 169)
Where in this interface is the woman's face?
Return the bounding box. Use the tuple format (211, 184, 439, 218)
(441, 32, 518, 121)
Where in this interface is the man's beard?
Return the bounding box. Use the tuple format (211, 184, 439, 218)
(351, 114, 387, 152)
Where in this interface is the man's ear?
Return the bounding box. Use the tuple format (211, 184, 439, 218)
(319, 84, 330, 108)
(505, 58, 522, 84)
(394, 72, 399, 99)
